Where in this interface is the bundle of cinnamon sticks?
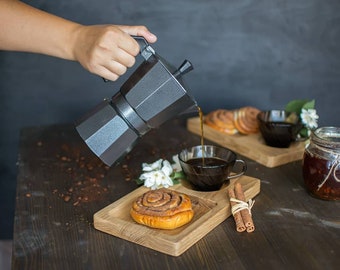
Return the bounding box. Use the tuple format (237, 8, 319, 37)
(228, 182, 255, 233)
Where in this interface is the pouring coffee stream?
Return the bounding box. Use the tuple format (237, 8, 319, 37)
(76, 36, 197, 166)
(198, 106, 206, 165)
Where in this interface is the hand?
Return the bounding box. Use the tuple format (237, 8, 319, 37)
(0, 1, 157, 81)
(72, 25, 157, 81)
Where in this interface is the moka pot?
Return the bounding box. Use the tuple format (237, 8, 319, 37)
(75, 37, 196, 166)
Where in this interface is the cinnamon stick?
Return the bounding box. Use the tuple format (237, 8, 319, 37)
(228, 188, 246, 232)
(234, 182, 255, 232)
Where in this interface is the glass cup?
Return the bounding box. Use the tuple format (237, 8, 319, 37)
(257, 110, 303, 148)
(178, 145, 247, 191)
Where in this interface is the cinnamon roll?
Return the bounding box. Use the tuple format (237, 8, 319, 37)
(130, 188, 194, 230)
(234, 106, 260, 134)
(205, 109, 238, 135)
(205, 107, 260, 135)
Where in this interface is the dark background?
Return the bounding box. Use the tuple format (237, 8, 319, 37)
(1, 0, 339, 238)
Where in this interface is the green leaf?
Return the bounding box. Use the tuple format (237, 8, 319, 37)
(299, 127, 309, 138)
(285, 99, 308, 114)
(135, 178, 144, 185)
(172, 171, 186, 180)
(302, 99, 315, 110)
(172, 179, 180, 185)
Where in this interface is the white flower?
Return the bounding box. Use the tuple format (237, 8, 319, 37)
(141, 159, 162, 172)
(171, 155, 182, 172)
(300, 109, 319, 129)
(139, 159, 174, 189)
(161, 160, 173, 175)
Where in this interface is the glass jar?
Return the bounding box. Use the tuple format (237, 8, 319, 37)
(302, 127, 340, 200)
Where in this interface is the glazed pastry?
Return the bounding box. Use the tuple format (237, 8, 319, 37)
(205, 109, 238, 135)
(205, 107, 260, 135)
(233, 106, 260, 134)
(130, 188, 194, 230)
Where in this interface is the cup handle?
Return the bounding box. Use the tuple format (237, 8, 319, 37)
(227, 159, 247, 179)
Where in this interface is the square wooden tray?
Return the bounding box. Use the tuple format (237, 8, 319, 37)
(94, 175, 260, 256)
(187, 117, 306, 168)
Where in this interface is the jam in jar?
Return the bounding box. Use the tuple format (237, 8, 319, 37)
(302, 127, 340, 200)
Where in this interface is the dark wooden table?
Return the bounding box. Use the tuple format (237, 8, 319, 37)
(12, 118, 340, 269)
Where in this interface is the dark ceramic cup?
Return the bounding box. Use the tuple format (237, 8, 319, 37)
(257, 110, 303, 148)
(178, 145, 247, 192)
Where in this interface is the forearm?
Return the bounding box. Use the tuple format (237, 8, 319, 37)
(0, 0, 158, 81)
(0, 0, 80, 60)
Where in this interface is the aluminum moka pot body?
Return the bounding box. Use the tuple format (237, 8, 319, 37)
(75, 37, 196, 166)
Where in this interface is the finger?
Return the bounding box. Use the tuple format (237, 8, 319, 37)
(110, 46, 136, 68)
(97, 26, 140, 57)
(85, 45, 135, 81)
(96, 66, 120, 82)
(89, 60, 127, 82)
(118, 25, 157, 44)
(135, 27, 157, 43)
(105, 60, 127, 77)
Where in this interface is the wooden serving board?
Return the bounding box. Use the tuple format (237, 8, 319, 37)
(94, 175, 260, 257)
(187, 117, 306, 168)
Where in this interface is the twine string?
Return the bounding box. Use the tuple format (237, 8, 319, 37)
(230, 198, 255, 216)
(317, 159, 340, 190)
(308, 143, 340, 190)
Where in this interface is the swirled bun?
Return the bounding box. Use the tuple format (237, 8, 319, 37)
(234, 106, 260, 134)
(130, 188, 194, 230)
(205, 109, 238, 135)
(205, 107, 260, 135)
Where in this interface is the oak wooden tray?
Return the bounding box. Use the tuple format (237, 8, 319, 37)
(187, 117, 307, 168)
(94, 175, 260, 256)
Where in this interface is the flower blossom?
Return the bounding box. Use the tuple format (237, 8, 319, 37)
(171, 155, 182, 172)
(139, 159, 174, 190)
(141, 159, 163, 172)
(300, 109, 319, 129)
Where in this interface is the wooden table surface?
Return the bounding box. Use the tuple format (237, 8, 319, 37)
(12, 118, 340, 269)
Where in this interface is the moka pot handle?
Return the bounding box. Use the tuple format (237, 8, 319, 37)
(132, 36, 155, 60)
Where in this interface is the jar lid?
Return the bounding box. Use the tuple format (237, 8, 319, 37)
(312, 127, 340, 151)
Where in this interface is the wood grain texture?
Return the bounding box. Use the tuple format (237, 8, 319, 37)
(187, 117, 306, 168)
(12, 118, 340, 270)
(94, 176, 260, 256)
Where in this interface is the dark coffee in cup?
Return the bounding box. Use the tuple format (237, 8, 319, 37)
(184, 157, 232, 191)
(179, 145, 247, 192)
(257, 110, 303, 148)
